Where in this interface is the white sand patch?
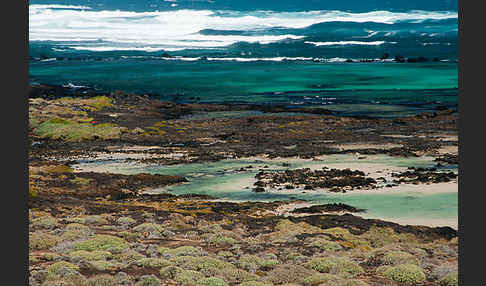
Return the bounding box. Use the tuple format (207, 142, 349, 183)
(349, 181, 458, 195)
(328, 143, 402, 151)
(359, 215, 458, 230)
(106, 145, 165, 151)
(381, 134, 414, 138)
(436, 145, 458, 155)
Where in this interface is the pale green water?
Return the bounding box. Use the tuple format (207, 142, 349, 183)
(75, 154, 458, 227)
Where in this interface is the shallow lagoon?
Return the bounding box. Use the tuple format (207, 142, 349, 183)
(73, 154, 458, 228)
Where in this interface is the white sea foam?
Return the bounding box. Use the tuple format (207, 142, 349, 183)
(29, 5, 457, 50)
(29, 4, 92, 10)
(70, 46, 187, 52)
(118, 56, 315, 62)
(305, 41, 389, 46)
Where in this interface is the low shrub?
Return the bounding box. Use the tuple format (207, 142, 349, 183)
(382, 264, 426, 285)
(382, 251, 420, 266)
(439, 271, 458, 286)
(135, 274, 162, 286)
(73, 235, 129, 252)
(197, 277, 228, 286)
(264, 264, 316, 285)
(159, 246, 203, 258)
(305, 257, 364, 278)
(47, 261, 80, 274)
(133, 223, 164, 234)
(67, 250, 112, 262)
(174, 270, 205, 285)
(301, 273, 346, 286)
(238, 255, 279, 271)
(135, 258, 171, 268)
(31, 215, 58, 230)
(84, 274, 117, 286)
(29, 232, 61, 251)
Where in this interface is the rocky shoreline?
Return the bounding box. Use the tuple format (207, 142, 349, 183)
(28, 85, 458, 286)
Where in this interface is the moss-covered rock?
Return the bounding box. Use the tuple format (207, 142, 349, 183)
(382, 264, 426, 285)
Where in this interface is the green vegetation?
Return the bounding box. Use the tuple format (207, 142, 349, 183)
(305, 257, 364, 278)
(197, 277, 229, 286)
(301, 273, 346, 286)
(382, 264, 426, 285)
(73, 235, 129, 252)
(34, 118, 127, 142)
(159, 246, 203, 257)
(70, 177, 94, 185)
(238, 282, 273, 286)
(60, 223, 93, 241)
(309, 238, 343, 251)
(31, 215, 58, 229)
(47, 261, 80, 274)
(439, 272, 458, 286)
(84, 275, 117, 286)
(29, 232, 61, 251)
(160, 266, 184, 280)
(264, 264, 315, 285)
(67, 250, 112, 261)
(135, 274, 162, 286)
(133, 223, 164, 234)
(55, 96, 113, 111)
(87, 260, 120, 271)
(382, 251, 420, 266)
(174, 270, 205, 285)
(238, 255, 279, 271)
(207, 233, 238, 247)
(116, 216, 137, 226)
(135, 258, 171, 268)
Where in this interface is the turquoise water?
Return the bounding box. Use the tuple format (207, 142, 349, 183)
(29, 60, 458, 116)
(75, 155, 458, 226)
(29, 2, 458, 117)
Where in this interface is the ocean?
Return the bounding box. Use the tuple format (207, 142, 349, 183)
(29, 0, 458, 117)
